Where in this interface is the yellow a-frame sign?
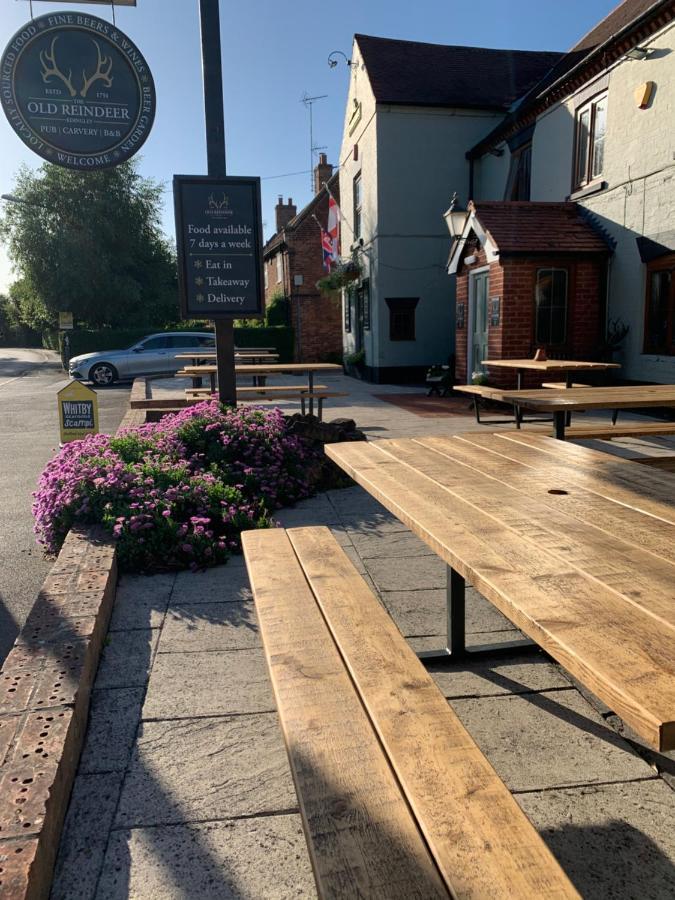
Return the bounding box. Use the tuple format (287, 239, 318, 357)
(58, 381, 99, 444)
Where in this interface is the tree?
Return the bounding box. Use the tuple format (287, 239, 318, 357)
(0, 161, 179, 330)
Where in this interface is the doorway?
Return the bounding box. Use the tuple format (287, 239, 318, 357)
(468, 268, 489, 381)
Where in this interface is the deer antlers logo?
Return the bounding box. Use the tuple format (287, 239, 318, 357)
(208, 193, 229, 210)
(39, 37, 113, 99)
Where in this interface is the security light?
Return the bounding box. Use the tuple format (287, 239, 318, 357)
(625, 46, 650, 61)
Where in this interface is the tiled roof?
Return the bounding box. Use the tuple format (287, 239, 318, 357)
(469, 0, 671, 157)
(263, 172, 339, 258)
(472, 201, 611, 254)
(355, 34, 562, 110)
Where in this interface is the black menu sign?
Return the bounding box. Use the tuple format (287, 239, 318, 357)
(174, 175, 264, 319)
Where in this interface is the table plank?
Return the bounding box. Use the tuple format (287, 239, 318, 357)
(482, 359, 620, 372)
(382, 437, 675, 628)
(493, 385, 675, 412)
(325, 441, 675, 750)
(458, 432, 675, 523)
(287, 526, 579, 900)
(242, 528, 449, 899)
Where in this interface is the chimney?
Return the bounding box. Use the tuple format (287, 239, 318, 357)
(275, 196, 296, 231)
(314, 153, 333, 195)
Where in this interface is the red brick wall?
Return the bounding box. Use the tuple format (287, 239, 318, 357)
(262, 184, 342, 362)
(456, 245, 605, 387)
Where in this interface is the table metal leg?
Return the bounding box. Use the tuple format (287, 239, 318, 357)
(553, 411, 566, 440)
(416, 567, 538, 666)
(308, 371, 314, 417)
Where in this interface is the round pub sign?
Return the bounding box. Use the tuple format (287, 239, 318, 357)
(0, 11, 156, 170)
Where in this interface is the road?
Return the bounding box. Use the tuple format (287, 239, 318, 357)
(0, 348, 130, 664)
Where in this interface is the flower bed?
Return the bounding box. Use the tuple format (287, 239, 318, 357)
(33, 401, 320, 571)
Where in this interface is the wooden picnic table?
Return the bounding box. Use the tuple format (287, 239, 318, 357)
(482, 358, 620, 390)
(481, 384, 675, 439)
(181, 362, 342, 414)
(326, 432, 675, 751)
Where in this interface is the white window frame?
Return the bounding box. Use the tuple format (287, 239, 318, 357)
(573, 92, 607, 190)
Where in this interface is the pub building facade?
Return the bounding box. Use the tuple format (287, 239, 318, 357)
(339, 0, 675, 385)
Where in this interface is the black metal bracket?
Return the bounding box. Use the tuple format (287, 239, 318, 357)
(416, 566, 540, 667)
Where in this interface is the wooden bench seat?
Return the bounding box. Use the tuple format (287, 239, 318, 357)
(184, 385, 347, 419)
(242, 526, 577, 899)
(542, 381, 590, 389)
(453, 384, 534, 425)
(524, 421, 675, 439)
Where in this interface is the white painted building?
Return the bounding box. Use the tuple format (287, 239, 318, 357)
(468, 0, 675, 383)
(338, 35, 561, 382)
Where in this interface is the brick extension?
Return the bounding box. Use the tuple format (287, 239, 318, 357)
(263, 160, 342, 363)
(454, 202, 610, 387)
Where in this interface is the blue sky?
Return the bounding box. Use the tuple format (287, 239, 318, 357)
(0, 0, 618, 292)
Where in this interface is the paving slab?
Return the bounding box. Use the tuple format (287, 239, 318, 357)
(94, 629, 159, 690)
(171, 562, 251, 606)
(407, 630, 527, 653)
(157, 602, 260, 653)
(429, 654, 573, 699)
(78, 687, 144, 775)
(97, 814, 314, 899)
(517, 779, 675, 899)
(115, 713, 296, 828)
(382, 587, 516, 636)
(143, 649, 275, 720)
(109, 573, 174, 630)
(339, 510, 410, 533)
(273, 506, 341, 528)
(349, 530, 435, 559)
(366, 555, 447, 593)
(50, 771, 124, 900)
(451, 688, 652, 792)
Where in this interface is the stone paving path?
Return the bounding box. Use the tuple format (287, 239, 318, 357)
(51, 382, 675, 899)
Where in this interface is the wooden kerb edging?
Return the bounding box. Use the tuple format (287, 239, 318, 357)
(243, 526, 579, 899)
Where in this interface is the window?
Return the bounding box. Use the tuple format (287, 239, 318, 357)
(358, 280, 370, 331)
(276, 253, 283, 283)
(167, 335, 200, 348)
(197, 335, 216, 347)
(535, 269, 568, 345)
(264, 266, 268, 290)
(353, 172, 362, 240)
(139, 336, 169, 350)
(386, 297, 418, 341)
(574, 94, 607, 189)
(344, 290, 352, 333)
(505, 144, 531, 200)
(644, 255, 675, 355)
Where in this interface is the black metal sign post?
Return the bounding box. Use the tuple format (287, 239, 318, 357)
(198, 0, 236, 405)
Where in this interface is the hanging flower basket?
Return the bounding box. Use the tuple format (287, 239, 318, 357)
(316, 259, 362, 294)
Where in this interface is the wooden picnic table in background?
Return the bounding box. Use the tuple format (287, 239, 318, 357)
(482, 358, 621, 389)
(326, 431, 675, 752)
(181, 362, 343, 413)
(482, 384, 675, 439)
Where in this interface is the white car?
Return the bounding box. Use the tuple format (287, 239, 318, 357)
(68, 331, 216, 386)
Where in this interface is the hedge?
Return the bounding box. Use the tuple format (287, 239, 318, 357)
(56, 325, 294, 365)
